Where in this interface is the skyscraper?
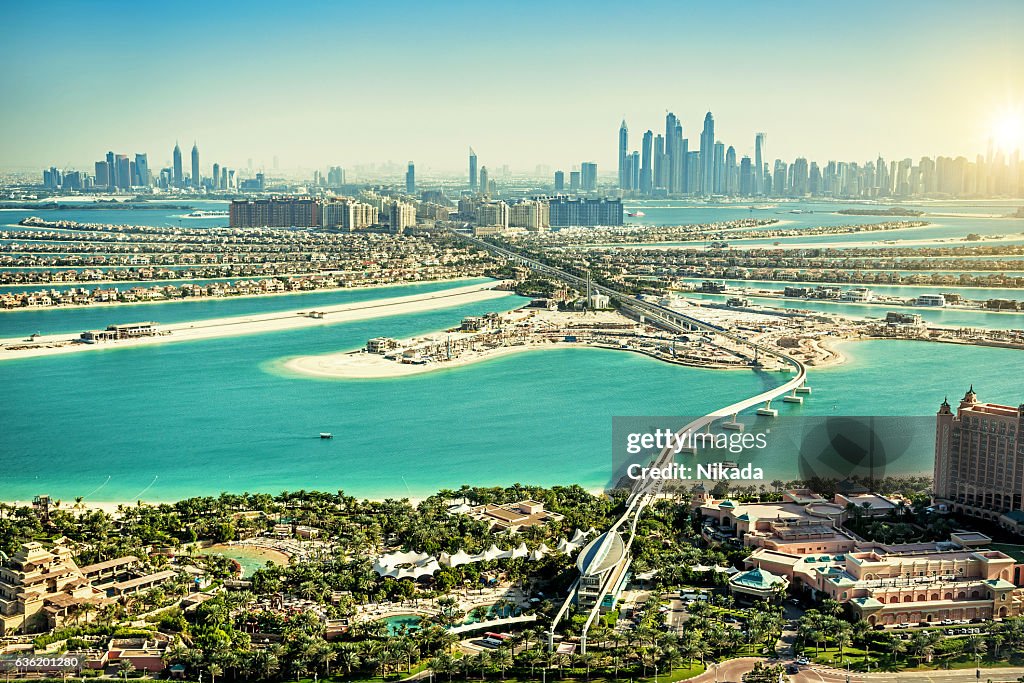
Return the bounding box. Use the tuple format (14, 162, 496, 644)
(134, 153, 149, 187)
(94, 160, 109, 188)
(725, 146, 737, 196)
(172, 143, 183, 188)
(713, 141, 725, 194)
(105, 151, 116, 190)
(406, 161, 416, 194)
(554, 170, 565, 191)
(618, 120, 629, 190)
(665, 113, 678, 194)
(212, 163, 220, 190)
(480, 166, 489, 195)
(934, 388, 1024, 519)
(191, 142, 200, 189)
(469, 148, 478, 190)
(739, 156, 753, 196)
(115, 154, 131, 191)
(640, 130, 653, 195)
(580, 162, 598, 192)
(699, 112, 715, 195)
(754, 133, 766, 195)
(653, 134, 665, 190)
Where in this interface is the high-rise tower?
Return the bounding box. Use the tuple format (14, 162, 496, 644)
(699, 112, 715, 195)
(469, 147, 478, 190)
(754, 133, 766, 195)
(640, 130, 653, 195)
(618, 120, 629, 190)
(191, 142, 200, 189)
(406, 161, 416, 194)
(665, 113, 678, 193)
(172, 143, 183, 188)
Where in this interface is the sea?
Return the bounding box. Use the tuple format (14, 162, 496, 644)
(1, 198, 1023, 502)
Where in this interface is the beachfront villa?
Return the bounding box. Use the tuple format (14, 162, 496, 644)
(80, 321, 161, 343)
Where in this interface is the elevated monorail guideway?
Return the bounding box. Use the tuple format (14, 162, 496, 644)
(454, 233, 808, 653)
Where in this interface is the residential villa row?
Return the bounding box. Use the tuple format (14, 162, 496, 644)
(0, 266, 487, 310)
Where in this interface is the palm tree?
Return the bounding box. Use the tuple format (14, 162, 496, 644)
(118, 659, 136, 681)
(576, 651, 598, 682)
(493, 647, 513, 679)
(432, 652, 456, 682)
(207, 663, 223, 683)
(475, 651, 491, 681)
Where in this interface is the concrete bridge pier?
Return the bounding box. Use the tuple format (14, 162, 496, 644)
(783, 388, 804, 404)
(722, 413, 744, 431)
(795, 382, 812, 395)
(756, 401, 778, 417)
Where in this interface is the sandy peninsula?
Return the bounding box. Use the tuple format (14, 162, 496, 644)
(0, 281, 515, 361)
(281, 303, 852, 381)
(284, 336, 565, 379)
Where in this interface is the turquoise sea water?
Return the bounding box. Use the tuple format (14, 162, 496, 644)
(1, 290, 1021, 502)
(2, 199, 1023, 502)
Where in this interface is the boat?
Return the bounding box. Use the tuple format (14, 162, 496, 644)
(185, 210, 230, 218)
(626, 211, 646, 217)
(319, 432, 333, 439)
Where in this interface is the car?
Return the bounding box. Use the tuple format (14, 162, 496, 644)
(796, 657, 810, 665)
(786, 665, 800, 674)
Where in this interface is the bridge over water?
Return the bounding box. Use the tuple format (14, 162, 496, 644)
(455, 234, 808, 653)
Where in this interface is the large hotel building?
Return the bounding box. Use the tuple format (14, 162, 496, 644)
(230, 197, 322, 228)
(934, 387, 1024, 525)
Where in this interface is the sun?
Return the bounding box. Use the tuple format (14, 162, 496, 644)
(992, 110, 1024, 152)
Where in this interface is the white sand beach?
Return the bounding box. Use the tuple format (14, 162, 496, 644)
(0, 281, 515, 361)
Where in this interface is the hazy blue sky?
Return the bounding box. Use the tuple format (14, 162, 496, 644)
(2, 0, 1023, 173)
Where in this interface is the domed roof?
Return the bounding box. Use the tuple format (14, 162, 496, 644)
(576, 531, 626, 577)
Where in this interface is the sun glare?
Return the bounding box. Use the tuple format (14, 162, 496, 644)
(992, 110, 1024, 152)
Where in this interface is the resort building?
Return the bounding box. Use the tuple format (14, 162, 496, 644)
(744, 543, 1024, 626)
(0, 540, 176, 634)
(229, 198, 322, 228)
(0, 541, 117, 634)
(80, 322, 160, 343)
(697, 491, 857, 556)
(456, 500, 565, 532)
(728, 567, 790, 602)
(933, 387, 1024, 522)
(322, 199, 379, 231)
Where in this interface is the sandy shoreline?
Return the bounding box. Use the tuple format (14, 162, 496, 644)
(0, 281, 515, 361)
(283, 340, 553, 379)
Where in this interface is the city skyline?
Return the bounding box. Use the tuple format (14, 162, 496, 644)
(2, 0, 1023, 172)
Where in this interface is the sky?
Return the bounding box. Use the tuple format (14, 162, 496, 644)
(2, 0, 1023, 174)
